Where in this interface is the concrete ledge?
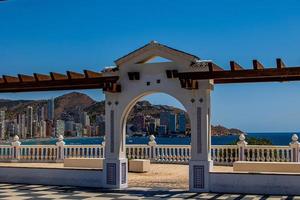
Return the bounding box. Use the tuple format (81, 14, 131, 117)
(233, 161, 300, 173)
(64, 158, 103, 169)
(210, 172, 300, 195)
(0, 167, 104, 188)
(129, 159, 150, 172)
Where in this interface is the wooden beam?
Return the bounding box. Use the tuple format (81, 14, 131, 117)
(208, 62, 224, 72)
(3, 75, 20, 83)
(178, 66, 300, 81)
(0, 76, 119, 93)
(0, 78, 4, 84)
(84, 70, 103, 78)
(50, 72, 68, 81)
(18, 74, 35, 82)
(34, 73, 52, 81)
(276, 58, 285, 69)
(230, 61, 244, 71)
(214, 76, 300, 84)
(252, 60, 264, 70)
(67, 71, 85, 79)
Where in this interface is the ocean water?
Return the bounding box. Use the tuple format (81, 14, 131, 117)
(20, 132, 296, 146)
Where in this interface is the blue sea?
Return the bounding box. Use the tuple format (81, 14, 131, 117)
(19, 132, 296, 146)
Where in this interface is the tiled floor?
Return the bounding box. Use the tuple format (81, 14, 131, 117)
(0, 183, 299, 200)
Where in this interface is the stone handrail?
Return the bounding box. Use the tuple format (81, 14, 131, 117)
(0, 133, 299, 165)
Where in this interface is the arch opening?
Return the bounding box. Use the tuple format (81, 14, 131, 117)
(121, 92, 190, 189)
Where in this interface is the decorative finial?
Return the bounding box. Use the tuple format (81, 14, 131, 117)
(239, 133, 245, 141)
(148, 134, 157, 146)
(292, 134, 298, 142)
(58, 135, 64, 142)
(13, 135, 19, 142)
(149, 134, 155, 141)
(150, 40, 158, 44)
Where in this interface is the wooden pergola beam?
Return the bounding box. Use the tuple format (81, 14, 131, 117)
(3, 75, 20, 83)
(34, 73, 52, 81)
(252, 60, 264, 70)
(178, 65, 300, 81)
(67, 71, 85, 79)
(84, 70, 103, 78)
(208, 62, 224, 72)
(50, 72, 68, 81)
(18, 74, 35, 82)
(0, 76, 119, 93)
(214, 76, 300, 84)
(276, 58, 285, 69)
(230, 61, 244, 71)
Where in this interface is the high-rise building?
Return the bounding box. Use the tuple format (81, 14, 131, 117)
(134, 114, 145, 131)
(47, 98, 55, 121)
(169, 114, 176, 133)
(26, 106, 33, 138)
(160, 112, 170, 131)
(148, 122, 156, 134)
(64, 120, 74, 136)
(81, 112, 90, 127)
(55, 120, 65, 136)
(40, 120, 47, 138)
(178, 113, 186, 133)
(74, 123, 83, 137)
(32, 120, 39, 137)
(45, 120, 53, 137)
(0, 110, 5, 139)
(7, 121, 17, 137)
(158, 125, 167, 136)
(37, 106, 45, 122)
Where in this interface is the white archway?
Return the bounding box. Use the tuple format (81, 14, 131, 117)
(103, 41, 214, 192)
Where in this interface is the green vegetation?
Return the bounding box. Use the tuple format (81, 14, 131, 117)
(230, 136, 273, 145)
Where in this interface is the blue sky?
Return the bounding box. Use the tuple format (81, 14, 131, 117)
(0, 0, 300, 132)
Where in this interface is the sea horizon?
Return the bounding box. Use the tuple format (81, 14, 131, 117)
(7, 132, 297, 146)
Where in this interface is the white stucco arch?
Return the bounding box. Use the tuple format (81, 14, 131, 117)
(103, 42, 213, 192)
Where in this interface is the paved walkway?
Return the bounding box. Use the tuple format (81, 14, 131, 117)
(0, 183, 299, 199)
(0, 163, 232, 189)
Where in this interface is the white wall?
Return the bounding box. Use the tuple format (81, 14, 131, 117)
(0, 167, 103, 188)
(211, 172, 300, 195)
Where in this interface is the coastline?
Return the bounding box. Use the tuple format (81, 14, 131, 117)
(0, 132, 295, 146)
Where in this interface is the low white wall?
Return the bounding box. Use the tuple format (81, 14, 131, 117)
(0, 167, 104, 188)
(210, 172, 300, 195)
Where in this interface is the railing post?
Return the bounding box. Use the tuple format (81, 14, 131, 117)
(56, 135, 65, 162)
(148, 135, 157, 161)
(11, 135, 21, 161)
(290, 134, 299, 162)
(101, 136, 106, 158)
(237, 133, 247, 161)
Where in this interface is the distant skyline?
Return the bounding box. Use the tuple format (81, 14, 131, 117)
(1, 0, 300, 132)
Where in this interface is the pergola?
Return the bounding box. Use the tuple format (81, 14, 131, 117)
(1, 41, 300, 193)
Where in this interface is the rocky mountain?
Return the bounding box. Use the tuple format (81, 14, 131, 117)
(0, 92, 244, 136)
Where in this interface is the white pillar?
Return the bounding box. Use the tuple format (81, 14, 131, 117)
(148, 135, 157, 161)
(56, 135, 65, 162)
(11, 135, 21, 161)
(189, 81, 213, 192)
(237, 134, 248, 161)
(290, 134, 300, 162)
(103, 94, 128, 189)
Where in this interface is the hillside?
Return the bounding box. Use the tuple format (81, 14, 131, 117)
(0, 92, 244, 136)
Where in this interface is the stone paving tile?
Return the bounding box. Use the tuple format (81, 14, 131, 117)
(0, 183, 300, 199)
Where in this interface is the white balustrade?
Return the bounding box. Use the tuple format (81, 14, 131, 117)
(64, 145, 104, 158)
(0, 134, 298, 165)
(211, 145, 239, 165)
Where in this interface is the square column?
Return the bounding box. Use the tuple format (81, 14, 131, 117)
(189, 82, 213, 192)
(103, 94, 128, 189)
(103, 158, 128, 189)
